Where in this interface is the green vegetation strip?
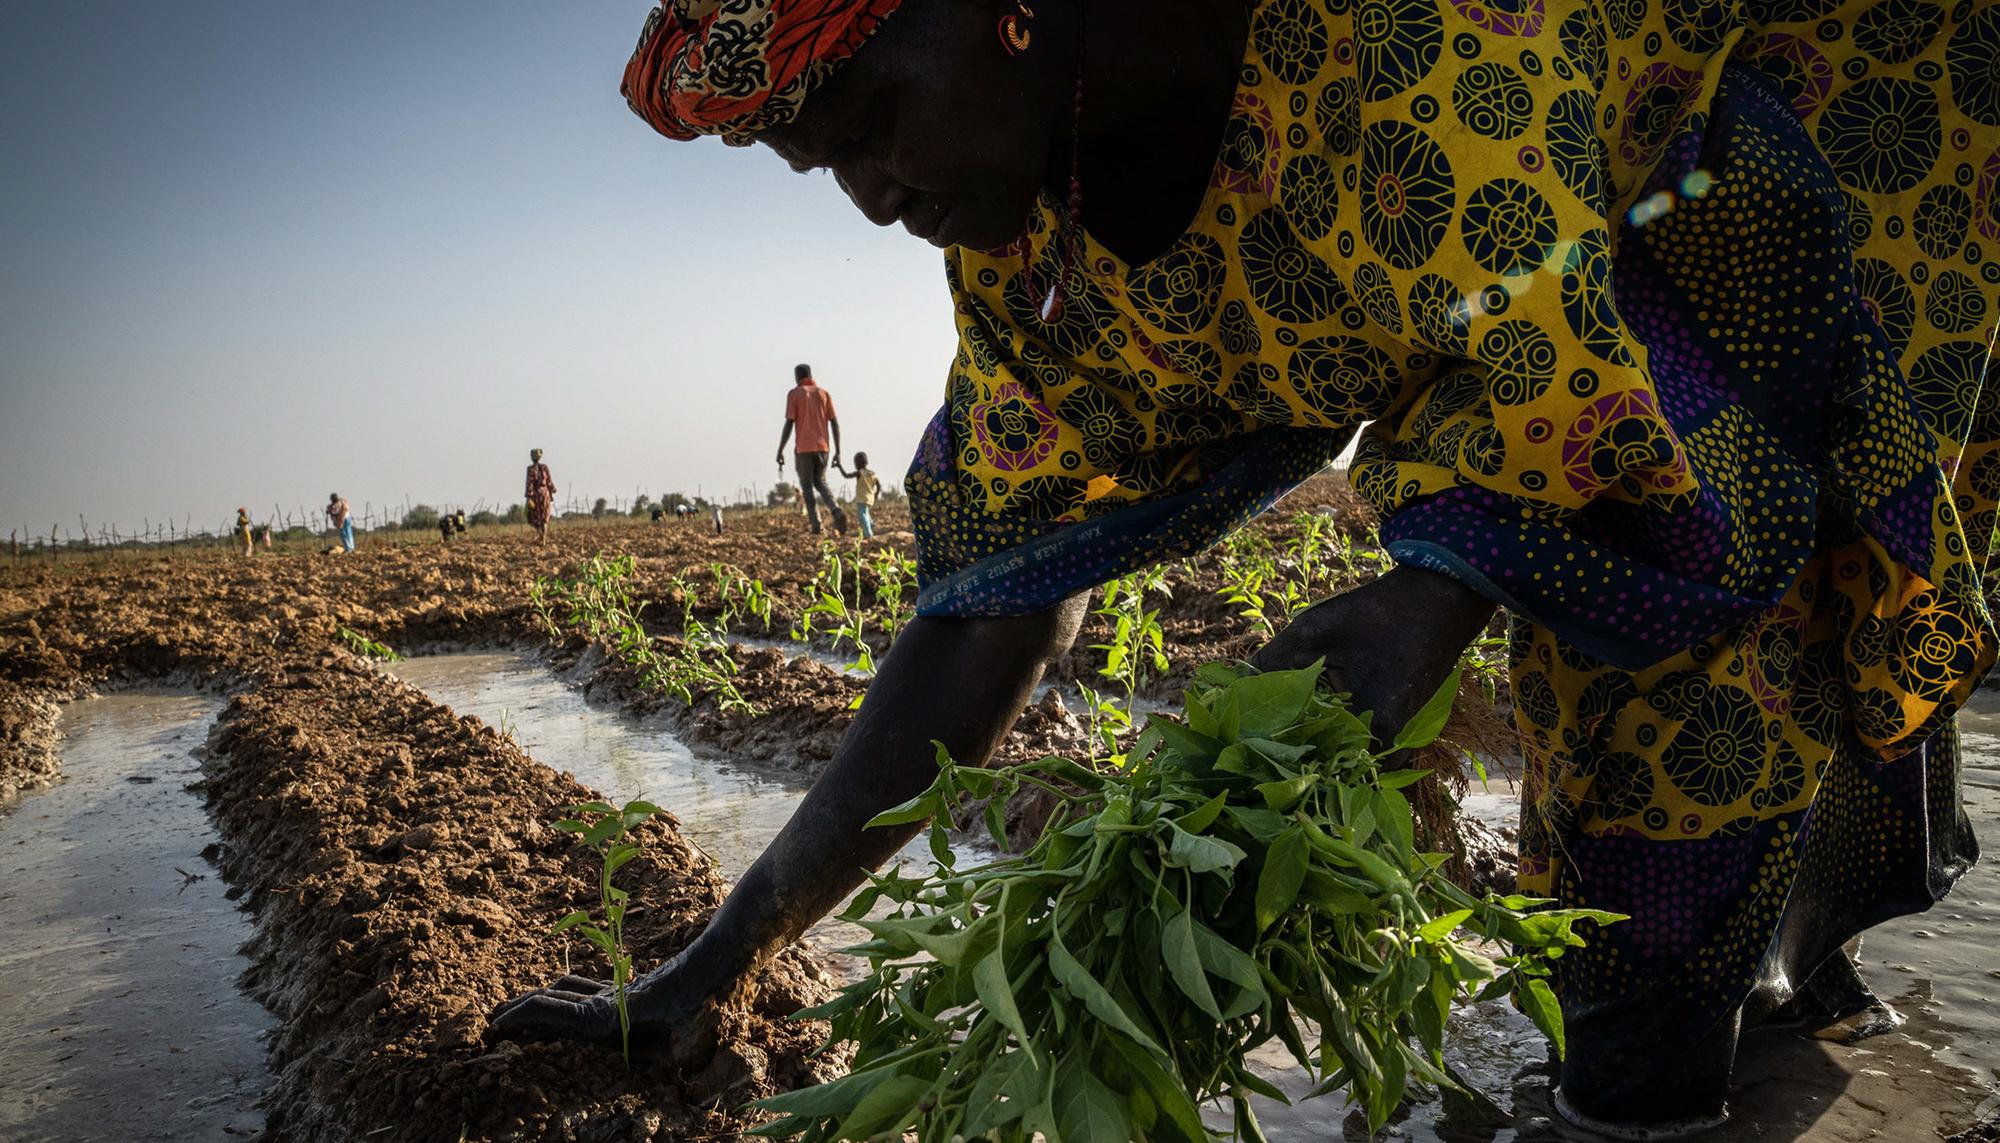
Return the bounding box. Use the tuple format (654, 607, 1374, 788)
(531, 554, 750, 711)
(753, 662, 1619, 1142)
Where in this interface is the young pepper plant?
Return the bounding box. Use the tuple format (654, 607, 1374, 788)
(553, 797, 663, 1064)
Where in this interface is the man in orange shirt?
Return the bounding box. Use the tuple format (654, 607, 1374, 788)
(775, 363, 847, 536)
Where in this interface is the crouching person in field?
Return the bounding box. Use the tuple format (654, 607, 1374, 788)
(494, 0, 1997, 1132)
(325, 494, 354, 554)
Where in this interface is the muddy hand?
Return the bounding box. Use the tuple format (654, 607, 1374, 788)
(488, 956, 709, 1056)
(1249, 565, 1495, 743)
(488, 974, 620, 1046)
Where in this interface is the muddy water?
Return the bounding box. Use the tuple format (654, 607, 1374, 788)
(388, 651, 997, 974)
(393, 652, 2000, 1141)
(1867, 698, 2000, 1084)
(0, 693, 273, 1143)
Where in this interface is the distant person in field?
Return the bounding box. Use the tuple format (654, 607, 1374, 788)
(710, 504, 725, 535)
(324, 494, 353, 554)
(235, 508, 253, 557)
(775, 363, 847, 537)
(524, 449, 557, 544)
(438, 513, 456, 544)
(836, 452, 880, 539)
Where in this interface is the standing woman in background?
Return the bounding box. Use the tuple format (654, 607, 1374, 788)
(524, 448, 557, 545)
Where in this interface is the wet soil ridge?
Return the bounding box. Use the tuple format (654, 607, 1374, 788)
(203, 653, 840, 1142)
(0, 689, 62, 805)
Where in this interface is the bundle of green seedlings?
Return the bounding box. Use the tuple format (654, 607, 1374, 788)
(752, 661, 1617, 1141)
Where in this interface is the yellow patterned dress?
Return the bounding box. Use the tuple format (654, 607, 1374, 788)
(903, 0, 1999, 1122)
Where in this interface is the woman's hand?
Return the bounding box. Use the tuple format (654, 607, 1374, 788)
(489, 603, 1088, 1056)
(488, 952, 716, 1060)
(488, 974, 622, 1045)
(1249, 565, 1496, 745)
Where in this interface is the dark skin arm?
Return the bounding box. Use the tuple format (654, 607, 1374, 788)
(489, 567, 1494, 1051)
(1249, 566, 1497, 733)
(491, 595, 1092, 1049)
(775, 421, 793, 466)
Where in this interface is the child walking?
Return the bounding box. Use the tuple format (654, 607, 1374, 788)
(837, 453, 880, 540)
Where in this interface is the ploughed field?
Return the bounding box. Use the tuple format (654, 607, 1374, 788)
(1, 480, 1380, 805)
(0, 480, 1400, 1142)
(4, 479, 1993, 1142)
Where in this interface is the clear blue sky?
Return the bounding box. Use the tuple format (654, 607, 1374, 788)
(0, 2, 957, 538)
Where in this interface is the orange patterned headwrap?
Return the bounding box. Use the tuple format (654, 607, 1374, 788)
(621, 0, 906, 145)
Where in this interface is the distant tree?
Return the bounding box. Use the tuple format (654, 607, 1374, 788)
(592, 497, 610, 519)
(660, 492, 692, 513)
(767, 482, 798, 508)
(501, 503, 527, 525)
(471, 510, 501, 527)
(402, 504, 441, 531)
(630, 494, 654, 517)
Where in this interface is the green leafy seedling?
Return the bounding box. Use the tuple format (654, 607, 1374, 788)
(336, 626, 402, 661)
(553, 797, 664, 1064)
(1089, 566, 1171, 743)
